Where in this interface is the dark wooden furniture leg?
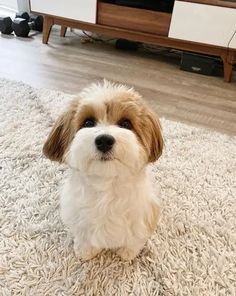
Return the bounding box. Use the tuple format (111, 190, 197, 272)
(42, 16, 54, 44)
(222, 50, 234, 83)
(60, 26, 67, 37)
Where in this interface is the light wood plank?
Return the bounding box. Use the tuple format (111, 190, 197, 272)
(0, 28, 235, 135)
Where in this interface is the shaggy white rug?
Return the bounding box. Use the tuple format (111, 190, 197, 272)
(0, 79, 235, 296)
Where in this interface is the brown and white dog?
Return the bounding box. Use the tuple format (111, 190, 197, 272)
(43, 80, 163, 261)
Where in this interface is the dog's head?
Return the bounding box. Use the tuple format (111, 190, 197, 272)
(43, 81, 163, 177)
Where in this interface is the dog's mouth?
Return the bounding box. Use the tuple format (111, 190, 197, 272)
(100, 153, 114, 161)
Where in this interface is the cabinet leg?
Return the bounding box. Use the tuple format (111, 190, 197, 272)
(222, 51, 234, 83)
(42, 16, 54, 44)
(60, 26, 67, 37)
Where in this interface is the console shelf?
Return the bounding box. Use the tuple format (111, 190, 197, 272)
(30, 0, 236, 82)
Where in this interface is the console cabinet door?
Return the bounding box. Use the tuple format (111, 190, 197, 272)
(30, 0, 97, 23)
(169, 1, 236, 48)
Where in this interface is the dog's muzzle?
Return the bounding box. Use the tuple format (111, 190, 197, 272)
(95, 134, 115, 153)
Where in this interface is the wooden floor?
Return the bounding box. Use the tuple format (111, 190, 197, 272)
(0, 28, 236, 135)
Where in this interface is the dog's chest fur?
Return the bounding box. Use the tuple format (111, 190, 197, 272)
(60, 170, 154, 249)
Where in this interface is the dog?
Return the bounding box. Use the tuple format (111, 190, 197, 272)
(43, 80, 163, 261)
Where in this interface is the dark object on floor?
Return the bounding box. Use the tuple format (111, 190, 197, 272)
(12, 15, 43, 37)
(0, 16, 13, 34)
(0, 12, 32, 35)
(115, 39, 140, 50)
(180, 52, 224, 77)
(15, 12, 30, 21)
(30, 15, 44, 32)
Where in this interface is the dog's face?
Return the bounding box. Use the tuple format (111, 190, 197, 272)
(43, 81, 163, 177)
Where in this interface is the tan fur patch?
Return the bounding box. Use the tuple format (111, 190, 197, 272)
(43, 98, 79, 162)
(145, 202, 160, 234)
(76, 104, 106, 128)
(138, 109, 163, 162)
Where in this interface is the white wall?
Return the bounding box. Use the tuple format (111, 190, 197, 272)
(0, 0, 30, 12)
(0, 0, 18, 10)
(17, 0, 30, 12)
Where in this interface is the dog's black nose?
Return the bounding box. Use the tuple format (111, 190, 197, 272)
(95, 134, 115, 153)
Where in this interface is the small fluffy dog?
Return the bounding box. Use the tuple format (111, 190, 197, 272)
(43, 81, 163, 261)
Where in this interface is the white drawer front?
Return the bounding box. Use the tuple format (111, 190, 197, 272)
(30, 0, 97, 23)
(169, 1, 236, 48)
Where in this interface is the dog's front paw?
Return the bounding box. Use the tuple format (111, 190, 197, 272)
(74, 246, 101, 261)
(116, 247, 139, 261)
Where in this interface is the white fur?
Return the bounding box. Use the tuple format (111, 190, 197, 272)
(61, 167, 159, 260)
(59, 82, 161, 261)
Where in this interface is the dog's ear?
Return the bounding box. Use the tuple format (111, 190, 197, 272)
(43, 100, 78, 162)
(142, 109, 163, 163)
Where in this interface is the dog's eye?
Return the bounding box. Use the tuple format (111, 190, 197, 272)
(118, 119, 132, 130)
(82, 117, 96, 128)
